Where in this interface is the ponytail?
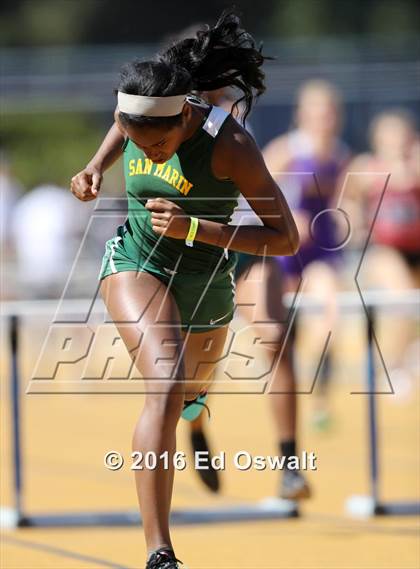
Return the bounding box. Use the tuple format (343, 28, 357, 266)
(160, 10, 268, 122)
(117, 9, 268, 128)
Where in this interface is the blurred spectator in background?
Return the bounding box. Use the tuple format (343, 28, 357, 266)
(0, 151, 23, 298)
(345, 109, 420, 287)
(0, 152, 23, 255)
(343, 110, 420, 383)
(11, 184, 92, 298)
(261, 80, 351, 429)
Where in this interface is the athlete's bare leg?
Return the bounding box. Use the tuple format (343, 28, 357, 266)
(234, 258, 313, 498)
(100, 271, 227, 554)
(359, 246, 417, 368)
(181, 327, 228, 492)
(101, 271, 183, 553)
(188, 258, 297, 493)
(190, 414, 205, 432)
(235, 257, 296, 440)
(180, 325, 229, 398)
(298, 261, 338, 424)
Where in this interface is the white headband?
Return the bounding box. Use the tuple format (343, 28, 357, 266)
(117, 92, 187, 117)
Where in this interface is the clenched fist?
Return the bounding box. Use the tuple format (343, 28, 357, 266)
(70, 166, 103, 201)
(145, 198, 192, 240)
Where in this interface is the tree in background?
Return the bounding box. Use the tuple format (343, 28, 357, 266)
(1, 0, 419, 47)
(1, 113, 107, 189)
(269, 0, 420, 38)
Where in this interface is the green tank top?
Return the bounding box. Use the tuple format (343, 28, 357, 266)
(122, 99, 241, 274)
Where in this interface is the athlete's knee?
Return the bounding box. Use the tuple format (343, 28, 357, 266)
(132, 386, 183, 450)
(145, 381, 185, 421)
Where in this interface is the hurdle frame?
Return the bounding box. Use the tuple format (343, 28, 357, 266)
(287, 289, 420, 518)
(2, 306, 298, 529)
(345, 301, 420, 517)
(2, 291, 419, 528)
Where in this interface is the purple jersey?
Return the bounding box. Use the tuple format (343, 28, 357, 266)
(278, 130, 349, 276)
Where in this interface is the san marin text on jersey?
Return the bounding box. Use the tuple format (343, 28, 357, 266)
(128, 158, 194, 196)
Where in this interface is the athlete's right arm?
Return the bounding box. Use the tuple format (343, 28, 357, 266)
(70, 122, 124, 202)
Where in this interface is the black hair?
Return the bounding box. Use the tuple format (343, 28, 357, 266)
(117, 9, 269, 130)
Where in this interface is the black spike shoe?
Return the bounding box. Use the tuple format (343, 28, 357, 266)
(190, 429, 220, 493)
(145, 547, 184, 569)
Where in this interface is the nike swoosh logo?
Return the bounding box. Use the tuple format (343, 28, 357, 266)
(209, 311, 231, 325)
(163, 267, 178, 275)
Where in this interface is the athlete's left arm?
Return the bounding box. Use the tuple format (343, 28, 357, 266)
(196, 122, 300, 256)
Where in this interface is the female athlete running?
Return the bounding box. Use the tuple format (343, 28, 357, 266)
(71, 11, 299, 569)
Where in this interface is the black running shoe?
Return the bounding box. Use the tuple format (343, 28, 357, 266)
(145, 548, 183, 569)
(190, 429, 220, 493)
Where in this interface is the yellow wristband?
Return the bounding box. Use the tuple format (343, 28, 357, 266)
(185, 216, 199, 247)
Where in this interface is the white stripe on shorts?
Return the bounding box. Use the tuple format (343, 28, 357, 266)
(109, 236, 122, 274)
